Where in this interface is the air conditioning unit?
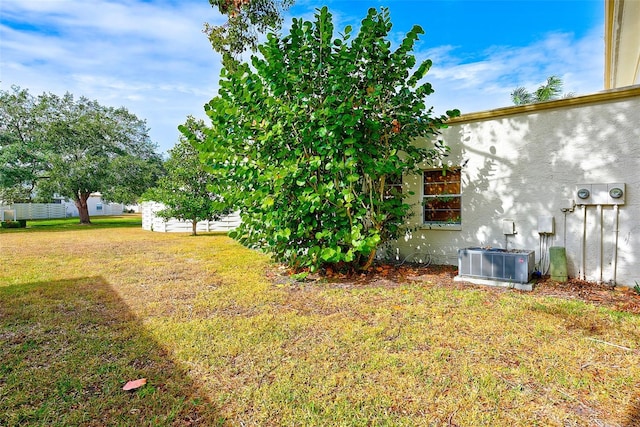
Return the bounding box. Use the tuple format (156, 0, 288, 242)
(458, 247, 535, 284)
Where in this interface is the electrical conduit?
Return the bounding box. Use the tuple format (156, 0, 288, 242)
(612, 205, 620, 285)
(598, 204, 603, 284)
(581, 205, 587, 280)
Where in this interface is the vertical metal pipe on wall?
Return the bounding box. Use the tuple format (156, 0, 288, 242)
(563, 211, 568, 248)
(612, 205, 620, 285)
(598, 204, 604, 284)
(581, 205, 587, 280)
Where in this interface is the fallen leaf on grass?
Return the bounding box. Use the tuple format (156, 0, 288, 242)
(122, 378, 147, 391)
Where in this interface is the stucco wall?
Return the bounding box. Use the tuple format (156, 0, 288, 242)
(394, 87, 640, 287)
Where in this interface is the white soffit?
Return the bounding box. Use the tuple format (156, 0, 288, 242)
(608, 0, 640, 88)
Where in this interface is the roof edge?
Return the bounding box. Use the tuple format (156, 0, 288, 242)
(604, 0, 616, 90)
(447, 85, 640, 125)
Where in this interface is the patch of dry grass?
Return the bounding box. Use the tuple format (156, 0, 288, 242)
(1, 218, 639, 426)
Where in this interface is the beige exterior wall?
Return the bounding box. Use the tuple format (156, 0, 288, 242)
(394, 86, 640, 287)
(605, 0, 640, 89)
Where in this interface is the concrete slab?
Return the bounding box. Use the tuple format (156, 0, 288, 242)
(454, 275, 535, 291)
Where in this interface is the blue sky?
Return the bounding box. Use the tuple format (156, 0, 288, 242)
(0, 0, 604, 154)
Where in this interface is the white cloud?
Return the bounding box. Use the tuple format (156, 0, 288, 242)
(1, 0, 223, 154)
(1, 0, 605, 152)
(419, 27, 604, 115)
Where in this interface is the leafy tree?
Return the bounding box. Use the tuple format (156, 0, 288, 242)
(204, 0, 293, 70)
(510, 87, 535, 106)
(0, 87, 163, 224)
(0, 86, 49, 203)
(185, 7, 459, 272)
(143, 118, 233, 236)
(511, 75, 574, 105)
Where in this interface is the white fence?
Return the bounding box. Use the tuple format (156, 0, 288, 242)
(141, 201, 241, 233)
(0, 203, 67, 220)
(90, 202, 124, 216)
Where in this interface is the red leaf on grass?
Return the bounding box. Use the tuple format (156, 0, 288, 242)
(122, 378, 147, 391)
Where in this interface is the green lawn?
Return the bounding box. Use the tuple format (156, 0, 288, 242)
(1, 217, 639, 426)
(1, 214, 143, 232)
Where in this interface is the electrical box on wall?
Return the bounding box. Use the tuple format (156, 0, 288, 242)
(560, 199, 575, 212)
(538, 216, 554, 234)
(591, 184, 609, 204)
(608, 183, 625, 204)
(575, 183, 625, 205)
(576, 184, 592, 204)
(502, 219, 516, 235)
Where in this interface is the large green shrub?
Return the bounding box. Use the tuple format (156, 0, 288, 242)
(0, 220, 26, 229)
(185, 7, 458, 271)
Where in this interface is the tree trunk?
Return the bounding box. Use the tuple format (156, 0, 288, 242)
(361, 249, 377, 272)
(191, 219, 197, 236)
(75, 191, 92, 224)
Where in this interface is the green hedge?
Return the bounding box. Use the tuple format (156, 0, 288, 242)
(1, 220, 27, 229)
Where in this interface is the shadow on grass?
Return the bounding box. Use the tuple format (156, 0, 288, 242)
(0, 276, 224, 426)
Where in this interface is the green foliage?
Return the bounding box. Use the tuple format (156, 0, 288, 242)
(534, 76, 563, 101)
(0, 220, 26, 229)
(0, 87, 163, 223)
(186, 7, 459, 271)
(204, 0, 294, 70)
(511, 75, 574, 105)
(510, 87, 535, 106)
(143, 118, 233, 235)
(0, 86, 49, 203)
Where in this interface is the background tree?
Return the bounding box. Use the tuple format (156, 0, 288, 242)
(0, 86, 49, 203)
(143, 118, 233, 236)
(185, 7, 459, 272)
(204, 0, 294, 70)
(511, 75, 574, 105)
(0, 87, 163, 224)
